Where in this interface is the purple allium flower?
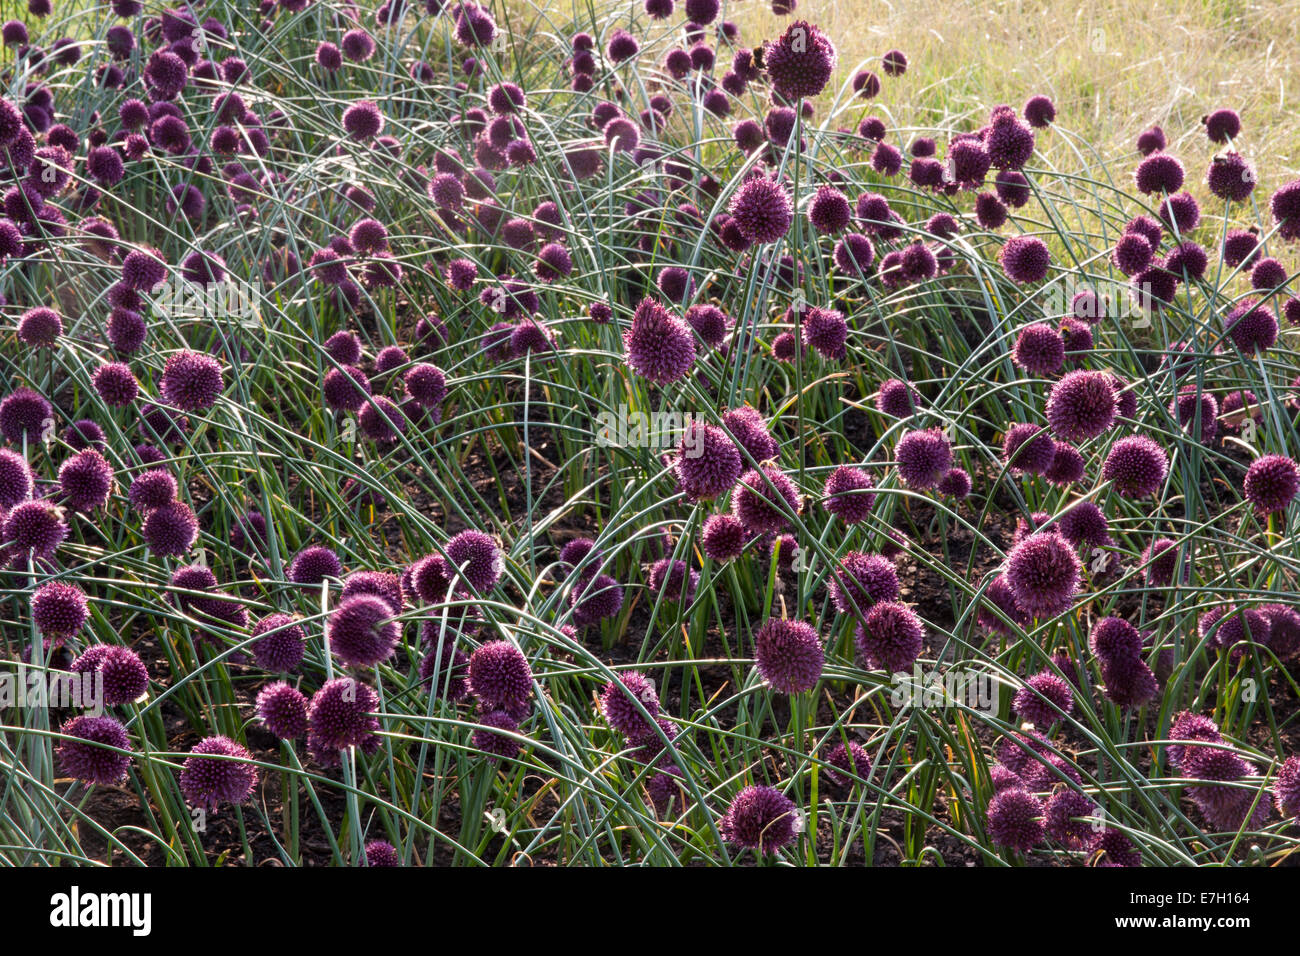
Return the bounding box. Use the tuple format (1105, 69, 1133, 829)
(3, 499, 67, 560)
(1168, 386, 1218, 444)
(73, 644, 148, 706)
(1140, 537, 1182, 588)
(1100, 651, 1158, 708)
(801, 306, 847, 359)
(822, 465, 876, 523)
(468, 640, 531, 709)
(722, 406, 778, 462)
(342, 571, 404, 614)
(1045, 372, 1115, 445)
(1134, 153, 1184, 194)
(599, 671, 659, 738)
(419, 639, 470, 702)
(623, 297, 696, 386)
(1011, 323, 1065, 376)
(684, 305, 730, 348)
(1223, 228, 1262, 267)
(1275, 756, 1300, 820)
(1042, 788, 1096, 847)
(822, 741, 871, 788)
(445, 529, 503, 592)
(732, 464, 799, 534)
(1167, 710, 1223, 773)
(808, 184, 851, 234)
(160, 350, 223, 412)
(1089, 828, 1140, 866)
(289, 545, 342, 585)
(1244, 454, 1299, 515)
(374, 345, 409, 376)
(1250, 257, 1287, 290)
(307, 677, 380, 753)
(327, 595, 399, 667)
(1160, 191, 1201, 233)
(763, 20, 836, 101)
(674, 423, 743, 501)
(871, 142, 903, 176)
(728, 174, 792, 244)
(322, 366, 371, 413)
(975, 191, 1008, 229)
(1002, 423, 1056, 476)
(648, 557, 698, 602)
(91, 363, 139, 408)
(895, 428, 952, 490)
(1207, 152, 1257, 203)
(720, 785, 797, 854)
(180, 736, 258, 809)
(140, 500, 198, 557)
(31, 581, 88, 639)
(1164, 240, 1208, 278)
(1272, 178, 1300, 240)
(0, 448, 34, 508)
(364, 840, 400, 866)
(946, 137, 991, 188)
(342, 100, 384, 140)
(0, 387, 52, 444)
(827, 233, 875, 283)
(57, 449, 113, 512)
(855, 600, 924, 672)
(357, 396, 406, 442)
(828, 551, 899, 614)
(605, 27, 640, 63)
(999, 235, 1051, 283)
(1023, 94, 1056, 128)
(985, 113, 1035, 170)
(702, 514, 747, 561)
(256, 682, 307, 739)
(1224, 298, 1278, 355)
(251, 613, 305, 672)
(754, 617, 823, 693)
(1112, 232, 1152, 276)
(57, 715, 132, 786)
(1006, 532, 1081, 618)
(875, 378, 920, 418)
(986, 787, 1043, 852)
(17, 306, 61, 348)
(1013, 672, 1073, 727)
(571, 573, 623, 627)
(471, 709, 521, 760)
(1102, 435, 1168, 498)
(1203, 108, 1241, 143)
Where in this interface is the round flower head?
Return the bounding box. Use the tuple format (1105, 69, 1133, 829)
(1164, 240, 1208, 279)
(876, 379, 920, 418)
(1274, 756, 1300, 820)
(1201, 107, 1241, 143)
(160, 350, 223, 411)
(999, 236, 1051, 284)
(648, 558, 698, 602)
(829, 551, 899, 615)
(256, 682, 308, 739)
(1134, 153, 1184, 194)
(57, 715, 132, 786)
(732, 464, 800, 534)
(599, 671, 660, 738)
(327, 594, 400, 667)
(17, 306, 61, 348)
(1103, 435, 1168, 499)
(467, 640, 531, 709)
(975, 574, 1030, 634)
(1042, 788, 1096, 847)
(1012, 322, 1064, 375)
(675, 422, 743, 501)
(1207, 152, 1257, 203)
(702, 514, 747, 562)
(720, 785, 797, 854)
(1223, 229, 1262, 268)
(1002, 423, 1056, 476)
(289, 545, 342, 585)
(58, 448, 114, 511)
(1111, 232, 1152, 277)
(142, 500, 199, 556)
(935, 466, 972, 498)
(1043, 371, 1116, 442)
(445, 529, 503, 592)
(571, 572, 624, 627)
(1167, 386, 1218, 444)
(307, 677, 381, 753)
(822, 741, 872, 788)
(895, 428, 951, 490)
(32, 581, 89, 639)
(1040, 441, 1083, 487)
(624, 297, 696, 386)
(754, 617, 823, 693)
(364, 840, 400, 867)
(1244, 454, 1299, 515)
(0, 387, 53, 444)
(722, 406, 779, 462)
(1223, 298, 1277, 355)
(763, 20, 836, 101)
(91, 363, 139, 407)
(342, 100, 384, 140)
(986, 787, 1043, 853)
(251, 613, 305, 672)
(1250, 257, 1287, 291)
(822, 465, 875, 523)
(0, 448, 34, 509)
(855, 600, 925, 672)
(1006, 532, 1080, 618)
(801, 306, 847, 359)
(728, 175, 792, 244)
(341, 571, 404, 614)
(5, 487, 64, 552)
(808, 185, 851, 234)
(1013, 672, 1073, 727)
(322, 366, 371, 412)
(1272, 178, 1300, 240)
(833, 232, 876, 277)
(685, 305, 731, 347)
(180, 736, 258, 809)
(606, 28, 640, 63)
(985, 113, 1035, 170)
(1023, 94, 1055, 128)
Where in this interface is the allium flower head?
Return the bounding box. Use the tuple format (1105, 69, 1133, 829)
(58, 715, 132, 786)
(256, 682, 308, 739)
(1011, 322, 1064, 374)
(648, 557, 698, 602)
(289, 545, 343, 585)
(763, 20, 836, 101)
(1002, 423, 1056, 475)
(822, 465, 875, 523)
(32, 581, 89, 639)
(1135, 153, 1184, 194)
(986, 787, 1043, 852)
(0, 387, 52, 444)
(702, 514, 747, 561)
(1223, 298, 1278, 355)
(1102, 435, 1168, 498)
(307, 677, 381, 755)
(895, 428, 951, 489)
(599, 671, 660, 738)
(720, 785, 797, 854)
(1169, 386, 1218, 444)
(855, 600, 924, 672)
(445, 529, 504, 592)
(675, 422, 742, 501)
(58, 448, 114, 511)
(801, 306, 847, 359)
(732, 464, 800, 534)
(1244, 454, 1299, 515)
(467, 640, 531, 709)
(327, 594, 400, 667)
(728, 174, 792, 244)
(722, 406, 778, 462)
(1013, 672, 1073, 727)
(754, 617, 823, 693)
(828, 551, 899, 615)
(0, 448, 34, 509)
(4, 499, 68, 560)
(251, 613, 306, 672)
(1005, 532, 1081, 618)
(623, 297, 696, 386)
(180, 736, 258, 809)
(999, 235, 1051, 283)
(161, 350, 223, 411)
